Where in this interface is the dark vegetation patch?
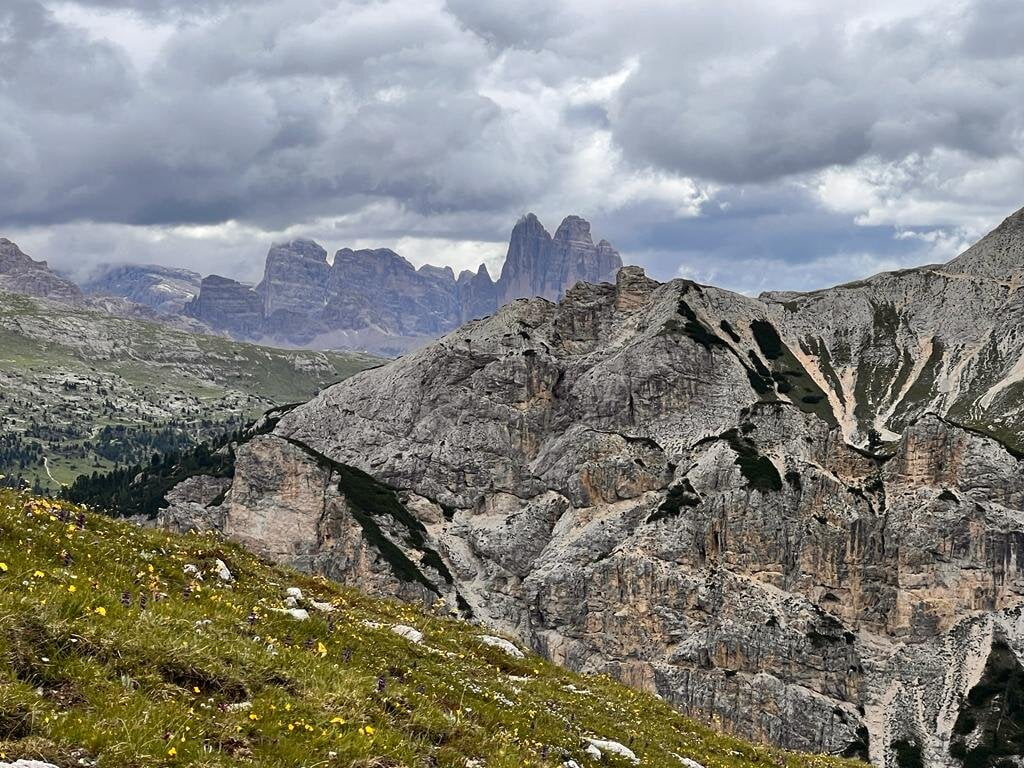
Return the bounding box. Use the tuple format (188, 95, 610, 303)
(62, 404, 299, 518)
(841, 726, 870, 762)
(800, 336, 846, 407)
(939, 416, 1024, 462)
(661, 299, 730, 350)
(721, 429, 782, 493)
(719, 320, 741, 343)
(949, 639, 1024, 767)
(282, 438, 451, 594)
(749, 321, 837, 427)
(648, 479, 701, 523)
(63, 441, 235, 519)
(893, 738, 924, 768)
(750, 320, 784, 360)
(745, 352, 776, 395)
(890, 338, 945, 429)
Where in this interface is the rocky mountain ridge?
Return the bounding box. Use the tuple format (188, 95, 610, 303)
(152, 207, 1024, 768)
(82, 263, 203, 314)
(3, 214, 622, 358)
(0, 238, 82, 300)
(184, 213, 622, 355)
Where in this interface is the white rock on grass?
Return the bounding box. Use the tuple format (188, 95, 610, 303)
(183, 563, 203, 580)
(0, 762, 61, 768)
(285, 587, 303, 600)
(309, 599, 336, 612)
(391, 624, 424, 643)
(267, 607, 310, 620)
(585, 738, 639, 764)
(283, 595, 299, 608)
(214, 558, 233, 582)
(675, 758, 706, 768)
(584, 743, 602, 760)
(563, 761, 582, 768)
(479, 635, 525, 658)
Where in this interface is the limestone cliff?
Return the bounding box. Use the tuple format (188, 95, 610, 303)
(161, 209, 1024, 767)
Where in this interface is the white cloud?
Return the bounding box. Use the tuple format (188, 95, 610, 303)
(2, 0, 1023, 292)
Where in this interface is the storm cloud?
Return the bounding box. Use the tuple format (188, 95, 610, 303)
(2, 0, 1023, 293)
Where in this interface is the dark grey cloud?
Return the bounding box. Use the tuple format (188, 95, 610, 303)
(611, 6, 1024, 184)
(54, 0, 230, 17)
(1, 0, 1023, 294)
(961, 0, 1024, 59)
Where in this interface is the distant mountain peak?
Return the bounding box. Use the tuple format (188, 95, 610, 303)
(553, 214, 593, 244)
(943, 202, 1024, 278)
(269, 239, 329, 262)
(0, 237, 81, 300)
(83, 263, 202, 314)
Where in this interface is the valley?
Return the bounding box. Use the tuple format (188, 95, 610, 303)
(0, 290, 380, 491)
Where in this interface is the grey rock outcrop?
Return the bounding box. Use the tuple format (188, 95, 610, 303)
(83, 263, 202, 314)
(0, 238, 81, 300)
(160, 208, 1024, 767)
(185, 275, 263, 338)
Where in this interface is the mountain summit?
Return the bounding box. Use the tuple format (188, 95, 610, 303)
(184, 214, 622, 355)
(142, 206, 1024, 768)
(0, 238, 81, 300)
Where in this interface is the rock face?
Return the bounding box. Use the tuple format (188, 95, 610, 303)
(83, 264, 202, 314)
(160, 208, 1024, 767)
(497, 214, 623, 306)
(0, 238, 81, 300)
(186, 275, 264, 338)
(186, 214, 622, 356)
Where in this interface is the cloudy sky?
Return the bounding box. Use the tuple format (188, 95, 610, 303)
(2, 0, 1023, 293)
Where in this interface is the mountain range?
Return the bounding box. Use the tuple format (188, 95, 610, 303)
(134, 206, 1024, 768)
(79, 214, 622, 356)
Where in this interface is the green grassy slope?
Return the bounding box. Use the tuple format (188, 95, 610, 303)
(0, 491, 862, 768)
(0, 292, 382, 490)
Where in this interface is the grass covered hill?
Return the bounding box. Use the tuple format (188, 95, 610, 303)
(0, 491, 862, 768)
(0, 290, 382, 491)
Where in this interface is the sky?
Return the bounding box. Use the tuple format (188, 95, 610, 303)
(1, 0, 1023, 294)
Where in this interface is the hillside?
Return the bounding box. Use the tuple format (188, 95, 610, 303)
(0, 290, 381, 491)
(0, 490, 859, 768)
